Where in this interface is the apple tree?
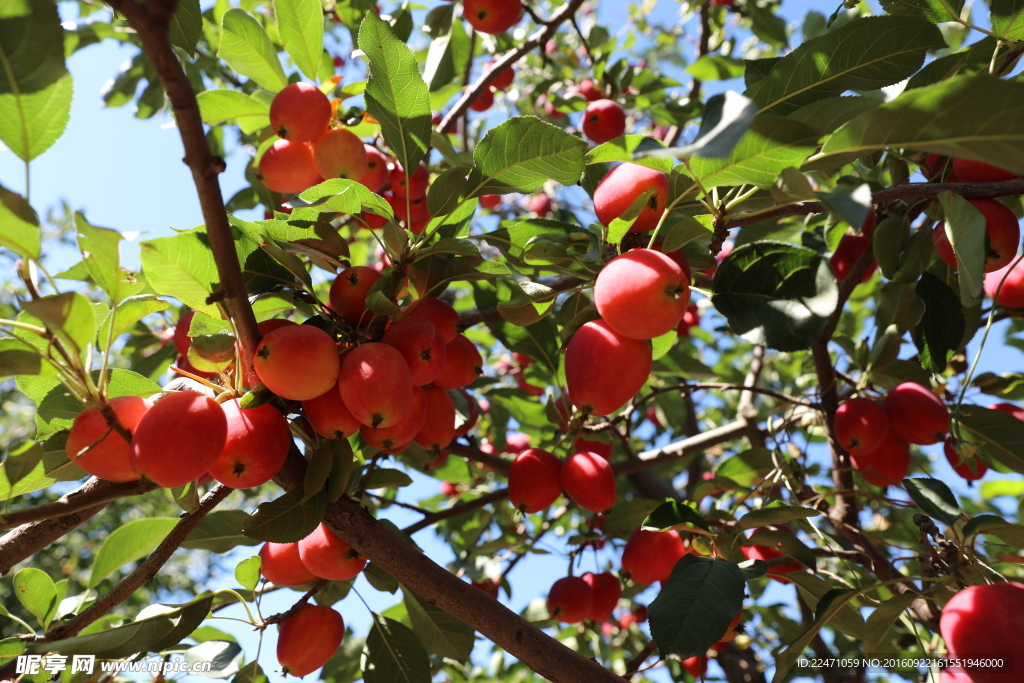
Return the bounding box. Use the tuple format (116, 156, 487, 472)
(1, 0, 1024, 682)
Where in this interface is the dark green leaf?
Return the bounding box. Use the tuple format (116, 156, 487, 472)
(469, 117, 588, 194)
(902, 478, 960, 526)
(0, 183, 40, 258)
(738, 503, 819, 530)
(641, 500, 711, 533)
(168, 0, 202, 56)
(954, 405, 1024, 474)
(402, 589, 474, 662)
(937, 192, 986, 306)
(912, 273, 964, 374)
(242, 486, 328, 542)
(991, 0, 1024, 39)
(787, 96, 878, 135)
(879, 0, 965, 22)
(89, 518, 179, 588)
(648, 556, 746, 659)
(183, 510, 261, 553)
(737, 559, 768, 582)
(362, 613, 431, 683)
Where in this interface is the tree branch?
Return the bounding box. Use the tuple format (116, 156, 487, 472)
(437, 0, 588, 134)
(106, 0, 261, 363)
(0, 479, 158, 531)
(402, 488, 509, 534)
(612, 419, 759, 476)
(444, 441, 513, 474)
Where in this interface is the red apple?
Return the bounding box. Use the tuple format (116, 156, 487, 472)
(582, 99, 626, 145)
(940, 582, 1024, 683)
(593, 163, 668, 233)
(276, 604, 345, 677)
(829, 233, 876, 283)
(382, 317, 446, 386)
(130, 391, 227, 488)
(621, 527, 686, 584)
(932, 198, 1020, 273)
(208, 399, 291, 488)
(329, 266, 381, 327)
(359, 145, 390, 193)
(582, 572, 621, 622)
(301, 378, 362, 439)
(269, 83, 331, 143)
(413, 385, 456, 452)
(360, 386, 425, 453)
(389, 160, 429, 199)
(547, 576, 593, 623)
(834, 397, 890, 455)
(254, 325, 340, 401)
(313, 128, 368, 181)
(404, 298, 459, 342)
(943, 436, 988, 482)
(433, 334, 483, 389)
(594, 248, 691, 340)
(565, 319, 652, 416)
(297, 522, 368, 581)
(338, 343, 413, 428)
(508, 448, 562, 513)
(561, 451, 616, 513)
(849, 431, 911, 487)
(952, 158, 1018, 183)
(259, 140, 323, 194)
(983, 257, 1024, 309)
(258, 542, 317, 586)
(883, 382, 948, 445)
(463, 0, 522, 34)
(66, 396, 150, 482)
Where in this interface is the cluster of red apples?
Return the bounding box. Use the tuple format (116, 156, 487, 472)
(834, 382, 997, 486)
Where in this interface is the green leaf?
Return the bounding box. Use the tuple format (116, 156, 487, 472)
(274, 0, 324, 81)
(863, 593, 919, 656)
(648, 556, 746, 659)
(912, 273, 964, 374)
(218, 9, 288, 92)
(738, 503, 819, 530)
(0, 337, 42, 378)
(687, 115, 819, 189)
(991, 0, 1024, 40)
(302, 445, 334, 503)
(14, 567, 58, 629)
(737, 559, 769, 582)
(816, 183, 871, 230)
(879, 0, 965, 22)
(358, 12, 431, 176)
(183, 510, 262, 553)
(686, 55, 745, 81)
(234, 556, 261, 592)
(426, 166, 469, 217)
(787, 96, 879, 135)
(746, 529, 817, 569)
(140, 230, 221, 317)
(745, 16, 944, 115)
(89, 518, 179, 588)
(497, 281, 558, 327)
(0, 0, 73, 161)
(242, 486, 328, 542)
(980, 480, 1024, 499)
(363, 613, 431, 683)
(641, 500, 711, 533)
(168, 0, 202, 56)
(99, 295, 171, 352)
(716, 448, 776, 487)
(0, 183, 40, 258)
(587, 134, 672, 173)
(937, 192, 986, 306)
(365, 468, 413, 489)
(469, 116, 588, 194)
(902, 478, 960, 526)
(961, 514, 1024, 546)
(402, 589, 474, 662)
(23, 292, 96, 356)
(820, 76, 1024, 174)
(602, 498, 662, 539)
(647, 91, 756, 160)
(197, 90, 271, 135)
(954, 405, 1024, 474)
(74, 213, 123, 300)
(712, 241, 839, 352)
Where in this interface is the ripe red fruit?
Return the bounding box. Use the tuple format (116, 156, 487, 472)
(621, 528, 687, 584)
(66, 396, 149, 482)
(508, 448, 562, 513)
(528, 193, 552, 216)
(503, 433, 531, 454)
(389, 161, 429, 199)
(172, 311, 195, 355)
(313, 128, 368, 181)
(329, 266, 381, 326)
(834, 397, 890, 455)
(269, 82, 331, 142)
(258, 318, 296, 335)
(940, 582, 1024, 683)
(463, 0, 522, 34)
(983, 258, 1024, 309)
(932, 198, 1021, 273)
(676, 302, 700, 336)
(359, 145, 390, 193)
(565, 320, 652, 416)
(561, 452, 616, 513)
(990, 402, 1024, 420)
(254, 325, 340, 401)
(130, 391, 227, 488)
(360, 386, 425, 452)
(258, 542, 317, 586)
(387, 192, 430, 225)
(382, 317, 446, 386)
(297, 522, 368, 581)
(542, 97, 565, 119)
(829, 234, 877, 283)
(413, 385, 456, 452)
(259, 140, 323, 194)
(582, 99, 627, 145)
(593, 163, 669, 233)
(711, 0, 735, 5)
(883, 382, 949, 445)
(433, 334, 483, 389)
(486, 62, 514, 90)
(452, 388, 480, 438)
(577, 78, 601, 101)
(470, 88, 495, 112)
(681, 656, 707, 678)
(405, 298, 459, 343)
(301, 379, 362, 439)
(276, 604, 345, 677)
(741, 531, 803, 583)
(718, 610, 743, 643)
(208, 399, 290, 488)
(943, 436, 988, 482)
(339, 343, 413, 428)
(849, 432, 911, 487)
(472, 577, 500, 598)
(952, 158, 1018, 183)
(479, 194, 501, 209)
(594, 248, 691, 340)
(582, 572, 621, 622)
(573, 436, 612, 460)
(547, 576, 594, 623)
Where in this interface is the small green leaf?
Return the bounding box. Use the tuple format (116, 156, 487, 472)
(587, 134, 672, 172)
(234, 556, 262, 592)
(218, 9, 288, 92)
(402, 588, 474, 662)
(470, 117, 588, 195)
(903, 477, 960, 526)
(955, 404, 1024, 474)
(183, 510, 262, 553)
(89, 518, 179, 588)
(937, 192, 986, 306)
(197, 90, 271, 135)
(816, 183, 871, 230)
(168, 0, 202, 56)
(0, 183, 41, 259)
(363, 613, 431, 683)
(738, 503, 819, 530)
(913, 273, 964, 374)
(14, 567, 58, 629)
(303, 445, 334, 503)
(242, 486, 328, 542)
(642, 500, 711, 533)
(22, 292, 96, 356)
(862, 593, 920, 656)
(273, 0, 324, 81)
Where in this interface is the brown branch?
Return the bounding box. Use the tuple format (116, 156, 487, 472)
(259, 580, 326, 627)
(106, 0, 261, 363)
(444, 441, 513, 474)
(271, 451, 626, 683)
(612, 419, 759, 476)
(437, 0, 588, 134)
(402, 488, 509, 534)
(623, 640, 657, 679)
(725, 177, 1024, 229)
(0, 478, 158, 531)
(687, 0, 711, 102)
(0, 485, 231, 672)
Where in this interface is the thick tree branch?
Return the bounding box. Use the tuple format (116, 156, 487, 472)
(0, 479, 158, 531)
(271, 451, 625, 683)
(437, 0, 588, 134)
(106, 0, 261, 363)
(725, 177, 1024, 229)
(0, 485, 232, 678)
(613, 419, 759, 476)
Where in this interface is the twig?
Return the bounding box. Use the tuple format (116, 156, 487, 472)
(0, 478, 158, 531)
(259, 580, 327, 627)
(437, 0, 589, 134)
(623, 640, 657, 679)
(402, 488, 509, 534)
(612, 419, 759, 476)
(444, 441, 513, 474)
